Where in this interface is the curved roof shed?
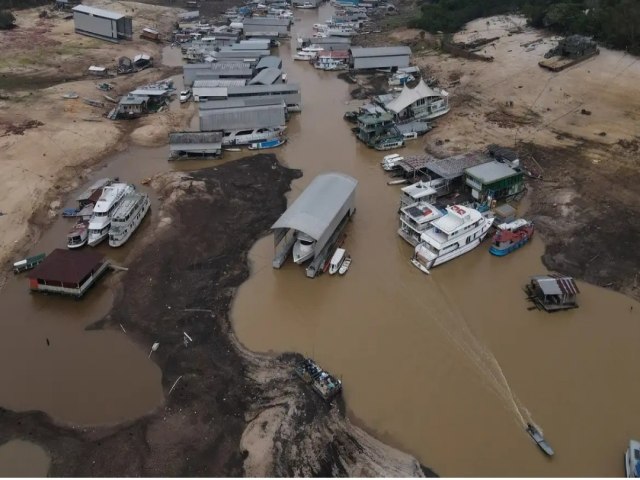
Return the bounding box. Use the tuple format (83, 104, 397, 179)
(272, 172, 357, 251)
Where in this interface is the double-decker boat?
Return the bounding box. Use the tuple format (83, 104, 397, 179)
(108, 192, 151, 247)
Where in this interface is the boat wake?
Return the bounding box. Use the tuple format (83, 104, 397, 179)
(401, 274, 531, 428)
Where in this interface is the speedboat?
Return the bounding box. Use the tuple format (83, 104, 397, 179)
(626, 440, 640, 477)
(526, 423, 554, 457)
(292, 232, 315, 264)
(248, 137, 287, 150)
(411, 205, 493, 273)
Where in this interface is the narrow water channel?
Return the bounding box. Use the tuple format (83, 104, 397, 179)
(231, 5, 640, 476)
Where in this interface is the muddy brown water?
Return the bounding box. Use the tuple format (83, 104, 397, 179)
(0, 10, 638, 477)
(0, 439, 50, 477)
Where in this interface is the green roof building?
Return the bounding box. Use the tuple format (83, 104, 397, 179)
(464, 160, 524, 203)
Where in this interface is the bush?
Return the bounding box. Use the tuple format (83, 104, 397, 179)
(0, 9, 15, 29)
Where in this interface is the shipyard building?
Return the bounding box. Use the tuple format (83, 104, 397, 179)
(72, 5, 133, 42)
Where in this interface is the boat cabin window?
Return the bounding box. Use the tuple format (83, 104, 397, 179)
(236, 130, 253, 135)
(299, 238, 314, 246)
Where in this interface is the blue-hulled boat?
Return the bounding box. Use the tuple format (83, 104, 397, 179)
(248, 137, 287, 150)
(489, 218, 534, 256)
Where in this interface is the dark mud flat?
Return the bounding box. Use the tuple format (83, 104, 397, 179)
(0, 155, 432, 477)
(523, 141, 640, 301)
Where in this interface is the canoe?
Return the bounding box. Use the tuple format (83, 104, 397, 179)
(338, 256, 351, 275)
(248, 138, 286, 150)
(526, 423, 554, 457)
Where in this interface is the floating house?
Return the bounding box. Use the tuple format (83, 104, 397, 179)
(525, 274, 579, 312)
(112, 95, 149, 119)
(72, 5, 132, 43)
(272, 172, 357, 278)
(349, 46, 411, 70)
(169, 132, 222, 158)
(199, 102, 286, 132)
(354, 112, 403, 148)
(464, 160, 524, 203)
(183, 62, 253, 87)
(242, 17, 291, 37)
(27, 249, 109, 298)
(383, 79, 450, 121)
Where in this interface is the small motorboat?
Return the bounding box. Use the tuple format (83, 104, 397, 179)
(526, 423, 554, 457)
(625, 439, 640, 477)
(329, 248, 346, 275)
(338, 255, 351, 275)
(248, 138, 286, 150)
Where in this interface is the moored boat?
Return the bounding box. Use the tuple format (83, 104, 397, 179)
(411, 205, 493, 273)
(108, 192, 151, 247)
(329, 248, 346, 275)
(293, 232, 315, 264)
(489, 218, 534, 256)
(338, 255, 351, 275)
(625, 439, 640, 477)
(222, 127, 286, 146)
(67, 220, 89, 249)
(293, 51, 317, 61)
(374, 137, 405, 151)
(87, 183, 135, 246)
(248, 137, 287, 150)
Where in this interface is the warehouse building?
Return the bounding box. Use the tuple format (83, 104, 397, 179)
(183, 62, 254, 86)
(349, 46, 411, 70)
(243, 17, 291, 37)
(72, 5, 132, 43)
(199, 102, 286, 132)
(464, 160, 524, 203)
(256, 56, 283, 70)
(271, 172, 357, 278)
(214, 48, 271, 60)
(248, 67, 283, 85)
(169, 132, 222, 159)
(227, 83, 301, 111)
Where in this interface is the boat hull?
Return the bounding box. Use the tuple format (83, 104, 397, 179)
(489, 236, 531, 256)
(87, 231, 108, 247)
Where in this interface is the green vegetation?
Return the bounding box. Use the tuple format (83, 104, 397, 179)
(0, 9, 15, 29)
(411, 0, 640, 54)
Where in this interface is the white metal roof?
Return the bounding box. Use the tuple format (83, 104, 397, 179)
(386, 79, 445, 114)
(73, 4, 124, 20)
(349, 46, 411, 58)
(271, 172, 357, 240)
(465, 160, 519, 184)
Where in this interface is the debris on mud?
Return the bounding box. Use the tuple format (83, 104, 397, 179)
(1, 120, 44, 136)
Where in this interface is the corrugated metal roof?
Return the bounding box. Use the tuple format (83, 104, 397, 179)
(249, 67, 282, 85)
(256, 55, 283, 70)
(231, 40, 271, 50)
(184, 62, 247, 71)
(243, 17, 291, 26)
(200, 97, 285, 109)
(169, 131, 223, 143)
(129, 89, 168, 97)
(215, 49, 270, 58)
(28, 249, 105, 284)
(349, 46, 412, 58)
(532, 275, 579, 296)
(271, 173, 357, 240)
(170, 143, 221, 153)
(227, 83, 299, 95)
(304, 36, 351, 44)
(193, 86, 228, 98)
(72, 4, 124, 20)
(199, 104, 286, 131)
(465, 160, 519, 184)
(120, 95, 148, 105)
(193, 79, 246, 87)
(426, 152, 492, 180)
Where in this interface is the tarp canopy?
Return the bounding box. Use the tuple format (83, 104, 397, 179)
(386, 79, 447, 114)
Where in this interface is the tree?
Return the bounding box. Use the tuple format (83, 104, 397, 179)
(0, 9, 15, 29)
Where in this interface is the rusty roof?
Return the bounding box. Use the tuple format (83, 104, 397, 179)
(28, 249, 105, 284)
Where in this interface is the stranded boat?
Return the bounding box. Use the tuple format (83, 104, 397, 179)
(248, 137, 286, 150)
(489, 218, 534, 256)
(625, 439, 640, 477)
(526, 423, 554, 457)
(294, 357, 342, 401)
(67, 220, 89, 249)
(87, 183, 135, 246)
(411, 205, 493, 273)
(108, 192, 151, 247)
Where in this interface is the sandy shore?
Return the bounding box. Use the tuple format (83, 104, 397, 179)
(0, 0, 192, 287)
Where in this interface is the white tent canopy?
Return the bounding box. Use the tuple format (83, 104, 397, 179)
(386, 79, 448, 114)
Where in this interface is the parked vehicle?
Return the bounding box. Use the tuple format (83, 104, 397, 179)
(179, 89, 192, 103)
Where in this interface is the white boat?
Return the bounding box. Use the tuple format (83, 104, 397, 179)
(626, 439, 640, 477)
(411, 205, 493, 273)
(295, 2, 315, 8)
(398, 201, 444, 247)
(67, 220, 89, 249)
(329, 248, 346, 275)
(87, 183, 135, 246)
(312, 23, 328, 31)
(292, 232, 316, 264)
(380, 153, 404, 171)
(302, 44, 324, 53)
(293, 51, 317, 61)
(326, 26, 356, 37)
(338, 255, 351, 275)
(108, 192, 151, 247)
(222, 127, 286, 146)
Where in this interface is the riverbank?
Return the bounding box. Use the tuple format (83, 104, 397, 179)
(0, 155, 431, 477)
(0, 0, 191, 288)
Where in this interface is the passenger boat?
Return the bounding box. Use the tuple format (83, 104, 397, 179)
(329, 248, 346, 275)
(67, 220, 89, 249)
(326, 26, 356, 37)
(293, 51, 317, 61)
(398, 201, 444, 247)
(526, 423, 554, 457)
(374, 137, 405, 151)
(489, 218, 534, 256)
(338, 255, 351, 275)
(108, 192, 151, 247)
(248, 137, 287, 150)
(87, 183, 135, 246)
(222, 127, 286, 146)
(411, 205, 493, 273)
(293, 232, 316, 264)
(625, 439, 640, 477)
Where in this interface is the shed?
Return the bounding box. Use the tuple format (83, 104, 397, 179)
(199, 97, 285, 109)
(72, 5, 132, 43)
(525, 274, 579, 312)
(226, 83, 301, 110)
(256, 55, 283, 70)
(27, 249, 109, 298)
(465, 160, 524, 202)
(425, 152, 492, 180)
(271, 172, 357, 277)
(243, 17, 291, 36)
(199, 103, 286, 131)
(249, 67, 282, 85)
(193, 86, 228, 102)
(169, 131, 222, 158)
(349, 46, 411, 70)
